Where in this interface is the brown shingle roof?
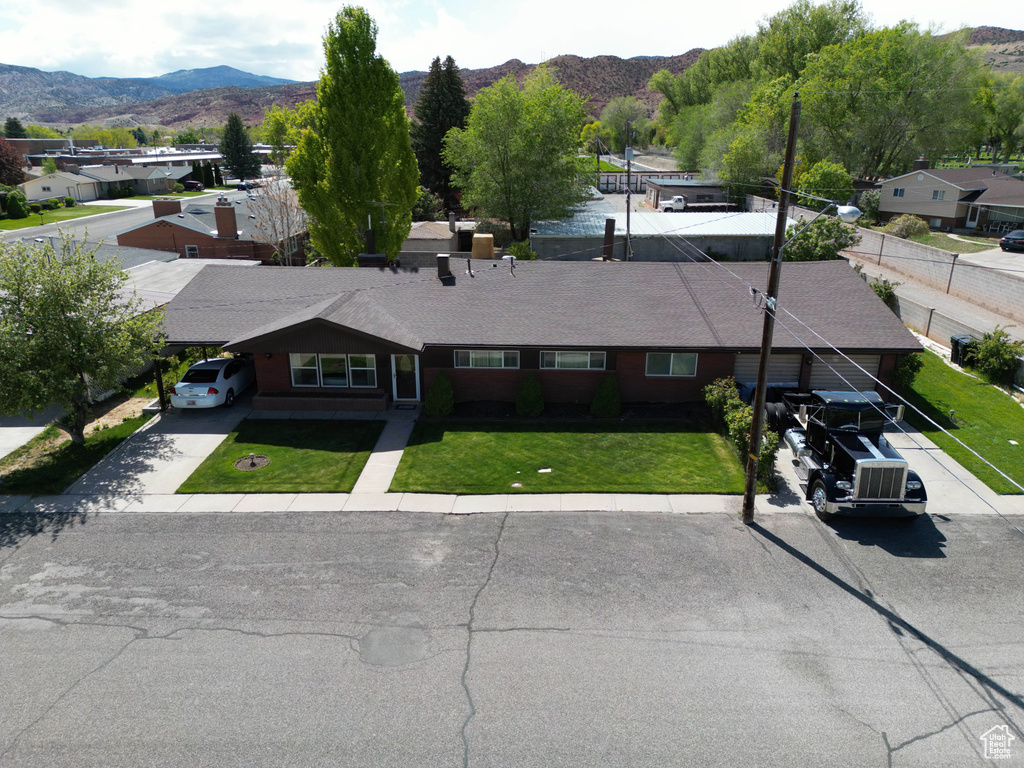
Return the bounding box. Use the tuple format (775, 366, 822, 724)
(162, 260, 920, 354)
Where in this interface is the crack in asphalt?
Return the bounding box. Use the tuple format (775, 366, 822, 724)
(460, 512, 508, 768)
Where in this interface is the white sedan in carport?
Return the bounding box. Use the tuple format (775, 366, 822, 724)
(169, 357, 254, 408)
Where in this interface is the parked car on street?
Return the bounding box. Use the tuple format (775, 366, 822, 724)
(999, 230, 1024, 252)
(170, 357, 254, 409)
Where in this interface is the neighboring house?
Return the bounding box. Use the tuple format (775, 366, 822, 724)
(161, 258, 920, 412)
(116, 197, 305, 264)
(77, 164, 191, 197)
(530, 211, 788, 262)
(878, 165, 1024, 232)
(19, 172, 101, 203)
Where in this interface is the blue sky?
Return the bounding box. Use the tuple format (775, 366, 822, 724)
(0, 0, 1016, 81)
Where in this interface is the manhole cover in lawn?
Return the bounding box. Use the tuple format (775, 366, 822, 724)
(234, 454, 270, 471)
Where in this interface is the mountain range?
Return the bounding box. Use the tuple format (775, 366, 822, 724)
(1, 26, 1021, 131)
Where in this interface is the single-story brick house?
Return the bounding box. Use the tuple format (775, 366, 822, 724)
(161, 258, 921, 411)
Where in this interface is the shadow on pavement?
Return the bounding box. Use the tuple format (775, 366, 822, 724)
(825, 514, 947, 559)
(0, 495, 124, 551)
(750, 522, 1024, 717)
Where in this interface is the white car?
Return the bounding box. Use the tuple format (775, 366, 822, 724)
(169, 357, 254, 409)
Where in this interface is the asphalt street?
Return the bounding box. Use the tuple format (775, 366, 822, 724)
(0, 508, 1021, 767)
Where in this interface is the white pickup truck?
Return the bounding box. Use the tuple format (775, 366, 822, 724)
(659, 195, 687, 212)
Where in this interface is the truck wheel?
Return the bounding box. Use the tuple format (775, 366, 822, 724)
(810, 480, 832, 520)
(765, 403, 781, 433)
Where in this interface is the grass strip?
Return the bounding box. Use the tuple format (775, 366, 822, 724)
(391, 420, 745, 494)
(0, 415, 152, 495)
(0, 206, 130, 230)
(905, 350, 1024, 495)
(177, 419, 385, 494)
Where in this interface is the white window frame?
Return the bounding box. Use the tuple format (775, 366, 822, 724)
(288, 353, 377, 388)
(932, 190, 945, 201)
(454, 349, 520, 369)
(892, 188, 905, 198)
(645, 352, 698, 378)
(539, 350, 606, 370)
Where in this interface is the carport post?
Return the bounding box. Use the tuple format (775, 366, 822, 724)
(154, 359, 168, 411)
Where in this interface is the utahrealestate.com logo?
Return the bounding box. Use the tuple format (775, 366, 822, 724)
(980, 725, 1015, 760)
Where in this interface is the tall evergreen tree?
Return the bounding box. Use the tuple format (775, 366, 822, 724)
(3, 118, 28, 139)
(411, 55, 470, 211)
(286, 6, 419, 265)
(219, 113, 262, 181)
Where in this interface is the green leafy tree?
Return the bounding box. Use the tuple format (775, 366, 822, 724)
(981, 73, 1024, 164)
(41, 157, 58, 175)
(4, 118, 28, 139)
(26, 124, 61, 138)
(174, 127, 203, 145)
(0, 136, 26, 186)
(754, 0, 867, 81)
(600, 96, 651, 152)
(782, 215, 861, 261)
(260, 103, 301, 169)
(799, 24, 985, 178)
(858, 189, 880, 225)
(444, 66, 590, 240)
(287, 6, 419, 265)
(0, 236, 164, 445)
(411, 55, 470, 211)
(219, 112, 262, 181)
(795, 159, 854, 207)
(411, 188, 444, 221)
(132, 127, 148, 145)
(581, 120, 613, 154)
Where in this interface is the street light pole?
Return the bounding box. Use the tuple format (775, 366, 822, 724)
(741, 93, 801, 525)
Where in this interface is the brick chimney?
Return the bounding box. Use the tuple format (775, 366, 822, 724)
(152, 198, 182, 218)
(214, 195, 238, 239)
(912, 156, 930, 171)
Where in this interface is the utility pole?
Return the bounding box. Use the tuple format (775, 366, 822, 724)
(741, 93, 801, 525)
(625, 120, 632, 261)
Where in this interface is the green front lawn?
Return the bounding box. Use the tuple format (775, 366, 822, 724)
(909, 233, 994, 254)
(0, 205, 130, 230)
(177, 419, 385, 494)
(905, 351, 1024, 494)
(390, 420, 746, 494)
(0, 415, 152, 495)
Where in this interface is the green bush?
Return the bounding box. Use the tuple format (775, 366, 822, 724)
(507, 240, 538, 260)
(6, 190, 28, 219)
(891, 353, 924, 393)
(870, 277, 901, 310)
(43, 198, 59, 210)
(970, 326, 1024, 385)
(704, 376, 778, 491)
(28, 202, 41, 214)
(858, 189, 880, 225)
(64, 196, 75, 207)
(515, 373, 544, 417)
(590, 373, 621, 418)
(173, 183, 184, 193)
(883, 214, 930, 239)
(423, 371, 455, 417)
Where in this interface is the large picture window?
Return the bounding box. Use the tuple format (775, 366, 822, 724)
(540, 351, 606, 370)
(454, 350, 519, 368)
(289, 353, 376, 388)
(646, 352, 697, 377)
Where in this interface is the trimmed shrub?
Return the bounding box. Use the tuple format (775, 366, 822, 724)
(29, 202, 41, 214)
(507, 240, 538, 260)
(883, 214, 930, 239)
(64, 196, 75, 207)
(590, 373, 621, 418)
(515, 373, 544, 417)
(704, 376, 778, 491)
(6, 190, 28, 219)
(423, 371, 454, 417)
(173, 183, 185, 193)
(891, 353, 924, 393)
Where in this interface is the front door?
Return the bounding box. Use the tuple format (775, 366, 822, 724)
(391, 354, 420, 401)
(966, 205, 980, 228)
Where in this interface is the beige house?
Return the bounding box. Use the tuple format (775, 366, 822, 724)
(878, 166, 1024, 232)
(19, 172, 101, 203)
